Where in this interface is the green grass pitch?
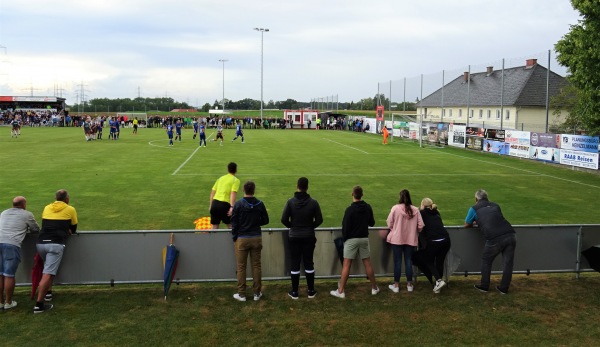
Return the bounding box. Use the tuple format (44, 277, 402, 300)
(1, 126, 599, 230)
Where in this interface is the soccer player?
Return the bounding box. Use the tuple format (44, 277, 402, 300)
(109, 117, 117, 140)
(199, 122, 207, 147)
(192, 118, 199, 140)
(83, 117, 92, 141)
(174, 119, 183, 142)
(115, 117, 121, 139)
(382, 126, 389, 145)
(214, 124, 224, 146)
(11, 117, 21, 138)
(232, 121, 245, 143)
(132, 117, 139, 135)
(166, 122, 174, 146)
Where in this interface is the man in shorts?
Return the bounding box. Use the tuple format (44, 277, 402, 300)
(330, 186, 379, 298)
(35, 189, 78, 313)
(209, 162, 240, 229)
(214, 124, 224, 146)
(0, 196, 40, 310)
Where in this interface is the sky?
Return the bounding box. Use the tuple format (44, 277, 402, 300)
(0, 0, 581, 106)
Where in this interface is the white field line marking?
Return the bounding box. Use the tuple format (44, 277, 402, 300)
(323, 138, 369, 154)
(172, 146, 202, 175)
(175, 173, 543, 177)
(148, 140, 188, 150)
(429, 148, 600, 189)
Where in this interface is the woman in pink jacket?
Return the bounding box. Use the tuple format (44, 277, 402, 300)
(386, 189, 424, 293)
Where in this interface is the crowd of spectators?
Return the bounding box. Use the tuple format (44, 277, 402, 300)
(0, 110, 64, 127)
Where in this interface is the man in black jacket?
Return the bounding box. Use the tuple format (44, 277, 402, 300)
(281, 177, 323, 299)
(230, 181, 269, 302)
(464, 189, 516, 294)
(330, 186, 379, 299)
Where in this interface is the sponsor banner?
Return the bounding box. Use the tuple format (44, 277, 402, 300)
(530, 146, 560, 163)
(364, 118, 377, 134)
(12, 96, 58, 102)
(560, 149, 599, 169)
(483, 139, 509, 155)
(530, 132, 560, 148)
(505, 130, 531, 145)
(466, 136, 483, 151)
(408, 122, 419, 140)
(508, 143, 530, 158)
(0, 96, 13, 102)
(448, 124, 466, 148)
(466, 126, 485, 137)
(484, 129, 505, 141)
(560, 134, 599, 153)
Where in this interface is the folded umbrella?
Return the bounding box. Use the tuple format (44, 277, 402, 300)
(162, 233, 180, 300)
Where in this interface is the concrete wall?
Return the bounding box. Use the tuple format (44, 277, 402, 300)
(15, 225, 600, 285)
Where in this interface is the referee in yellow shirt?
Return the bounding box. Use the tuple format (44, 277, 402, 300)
(209, 162, 240, 229)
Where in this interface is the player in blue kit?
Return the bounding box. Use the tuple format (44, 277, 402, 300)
(167, 122, 174, 146)
(192, 119, 199, 140)
(11, 117, 21, 137)
(109, 117, 117, 140)
(175, 119, 183, 142)
(232, 121, 245, 143)
(199, 122, 207, 147)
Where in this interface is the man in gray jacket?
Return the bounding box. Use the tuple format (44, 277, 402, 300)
(0, 196, 40, 310)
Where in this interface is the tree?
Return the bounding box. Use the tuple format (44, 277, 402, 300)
(555, 0, 600, 134)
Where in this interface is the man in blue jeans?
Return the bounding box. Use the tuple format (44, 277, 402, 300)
(464, 189, 517, 294)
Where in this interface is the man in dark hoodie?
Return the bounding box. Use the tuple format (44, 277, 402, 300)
(35, 189, 78, 313)
(230, 181, 269, 302)
(330, 186, 379, 298)
(281, 177, 323, 299)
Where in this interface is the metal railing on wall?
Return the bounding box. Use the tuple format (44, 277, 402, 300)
(14, 224, 600, 286)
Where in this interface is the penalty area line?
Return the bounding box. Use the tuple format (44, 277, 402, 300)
(323, 138, 369, 154)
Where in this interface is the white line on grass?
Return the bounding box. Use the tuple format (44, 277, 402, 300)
(175, 173, 543, 177)
(429, 148, 600, 189)
(323, 138, 369, 154)
(172, 146, 202, 175)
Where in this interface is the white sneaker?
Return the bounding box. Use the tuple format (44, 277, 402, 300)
(371, 287, 380, 295)
(330, 289, 345, 299)
(4, 300, 17, 310)
(407, 283, 414, 292)
(433, 279, 446, 293)
(233, 293, 246, 302)
(253, 292, 263, 301)
(388, 284, 399, 293)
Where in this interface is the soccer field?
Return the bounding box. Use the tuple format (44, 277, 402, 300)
(1, 126, 599, 230)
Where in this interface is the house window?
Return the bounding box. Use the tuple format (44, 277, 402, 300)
(487, 110, 491, 119)
(496, 110, 501, 120)
(470, 110, 474, 118)
(505, 110, 510, 120)
(479, 109, 483, 119)
(459, 109, 462, 118)
(442, 109, 446, 118)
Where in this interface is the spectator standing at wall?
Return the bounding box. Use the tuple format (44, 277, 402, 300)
(415, 198, 451, 294)
(386, 189, 424, 293)
(209, 162, 240, 230)
(35, 189, 78, 313)
(230, 181, 269, 302)
(281, 177, 323, 299)
(464, 189, 517, 294)
(0, 196, 40, 310)
(330, 186, 379, 299)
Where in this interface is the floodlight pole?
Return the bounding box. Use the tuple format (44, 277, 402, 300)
(254, 27, 269, 122)
(218, 59, 228, 112)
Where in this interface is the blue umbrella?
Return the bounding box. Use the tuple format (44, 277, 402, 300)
(162, 233, 180, 300)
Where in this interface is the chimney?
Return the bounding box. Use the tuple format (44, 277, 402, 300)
(525, 58, 537, 68)
(463, 71, 469, 82)
(486, 66, 493, 75)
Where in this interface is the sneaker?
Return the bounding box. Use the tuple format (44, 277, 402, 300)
(45, 292, 53, 302)
(253, 292, 263, 301)
(496, 286, 508, 295)
(388, 284, 399, 293)
(407, 283, 414, 292)
(433, 279, 446, 293)
(330, 289, 345, 299)
(4, 300, 17, 310)
(233, 293, 247, 302)
(288, 291, 299, 300)
(474, 284, 489, 293)
(307, 290, 317, 299)
(241, 141, 245, 143)
(33, 304, 53, 314)
(371, 287, 380, 295)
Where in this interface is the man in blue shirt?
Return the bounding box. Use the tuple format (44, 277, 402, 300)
(166, 123, 174, 146)
(232, 121, 244, 143)
(192, 119, 199, 140)
(464, 189, 516, 294)
(175, 119, 183, 142)
(199, 123, 207, 147)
